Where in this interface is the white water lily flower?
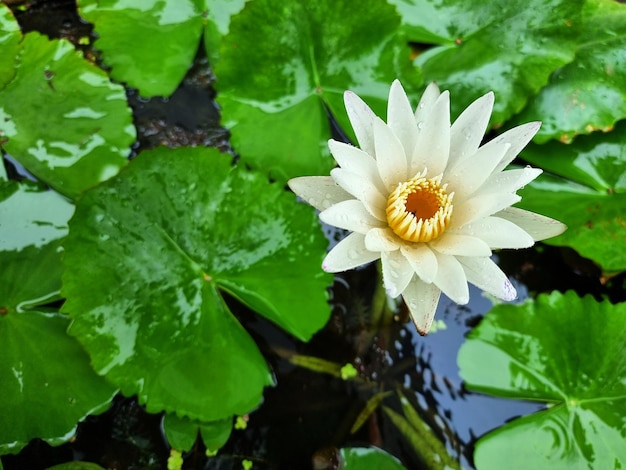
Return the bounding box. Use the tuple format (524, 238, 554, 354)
(288, 80, 566, 335)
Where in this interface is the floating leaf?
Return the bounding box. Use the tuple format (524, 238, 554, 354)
(163, 413, 231, 452)
(0, 180, 115, 455)
(77, 0, 246, 97)
(216, 0, 421, 182)
(458, 291, 626, 470)
(518, 123, 626, 271)
(0, 3, 21, 89)
(514, 0, 626, 143)
(390, 0, 583, 124)
(0, 32, 134, 199)
(339, 447, 407, 470)
(62, 146, 332, 423)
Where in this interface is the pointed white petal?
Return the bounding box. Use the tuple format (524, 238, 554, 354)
(444, 142, 510, 199)
(381, 250, 414, 297)
(492, 122, 541, 172)
(388, 79, 418, 163)
(415, 82, 441, 124)
(480, 167, 542, 194)
(344, 90, 376, 156)
(400, 243, 438, 283)
(364, 227, 400, 252)
(430, 233, 492, 256)
(496, 207, 567, 241)
(450, 192, 521, 229)
(433, 252, 470, 304)
(322, 232, 380, 273)
(331, 168, 387, 221)
(288, 176, 352, 211)
(449, 92, 494, 169)
(411, 91, 450, 177)
(457, 256, 517, 301)
(402, 277, 442, 335)
(319, 199, 385, 234)
(374, 116, 408, 189)
(451, 216, 535, 249)
(328, 139, 386, 194)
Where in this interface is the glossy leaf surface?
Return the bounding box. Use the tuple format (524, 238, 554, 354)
(458, 291, 626, 470)
(514, 0, 626, 143)
(0, 181, 115, 455)
(216, 0, 420, 182)
(390, 0, 583, 124)
(62, 147, 332, 422)
(163, 413, 231, 452)
(340, 447, 407, 470)
(0, 32, 134, 199)
(518, 123, 626, 271)
(77, 0, 245, 96)
(0, 3, 20, 89)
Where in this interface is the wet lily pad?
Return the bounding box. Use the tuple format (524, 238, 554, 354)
(216, 0, 420, 182)
(0, 180, 115, 455)
(0, 32, 134, 199)
(390, 0, 583, 125)
(518, 123, 626, 272)
(340, 447, 407, 470)
(514, 0, 626, 143)
(62, 146, 332, 423)
(458, 291, 626, 470)
(163, 413, 231, 452)
(0, 3, 20, 89)
(77, 0, 246, 97)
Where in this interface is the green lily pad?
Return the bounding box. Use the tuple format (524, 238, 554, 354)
(0, 180, 115, 455)
(216, 0, 421, 182)
(77, 0, 246, 97)
(517, 123, 626, 272)
(514, 0, 626, 143)
(458, 291, 626, 470)
(62, 146, 332, 423)
(163, 413, 231, 452)
(339, 447, 407, 470)
(0, 32, 134, 199)
(390, 0, 583, 125)
(0, 3, 21, 90)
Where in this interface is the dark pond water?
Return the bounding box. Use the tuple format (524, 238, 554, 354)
(4, 2, 626, 469)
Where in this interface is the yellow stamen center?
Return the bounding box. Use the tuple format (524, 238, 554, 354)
(386, 172, 454, 243)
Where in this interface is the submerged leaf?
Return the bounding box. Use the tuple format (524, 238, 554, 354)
(458, 291, 626, 470)
(62, 146, 332, 423)
(0, 32, 134, 199)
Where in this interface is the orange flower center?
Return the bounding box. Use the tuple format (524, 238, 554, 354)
(386, 172, 454, 243)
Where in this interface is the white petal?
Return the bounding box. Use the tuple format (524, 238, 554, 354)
(496, 207, 567, 241)
(328, 139, 386, 194)
(401, 277, 442, 335)
(451, 216, 535, 249)
(491, 122, 541, 172)
(331, 168, 387, 221)
(344, 90, 376, 156)
(415, 82, 441, 124)
(411, 91, 450, 177)
(388, 80, 418, 162)
(480, 167, 542, 194)
(433, 252, 470, 304)
(444, 142, 510, 199)
(457, 256, 517, 301)
(400, 243, 438, 283)
(374, 116, 408, 189)
(364, 227, 400, 252)
(288, 176, 352, 211)
(449, 92, 494, 169)
(429, 233, 492, 257)
(450, 192, 521, 229)
(381, 250, 414, 298)
(322, 232, 380, 273)
(319, 199, 385, 234)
